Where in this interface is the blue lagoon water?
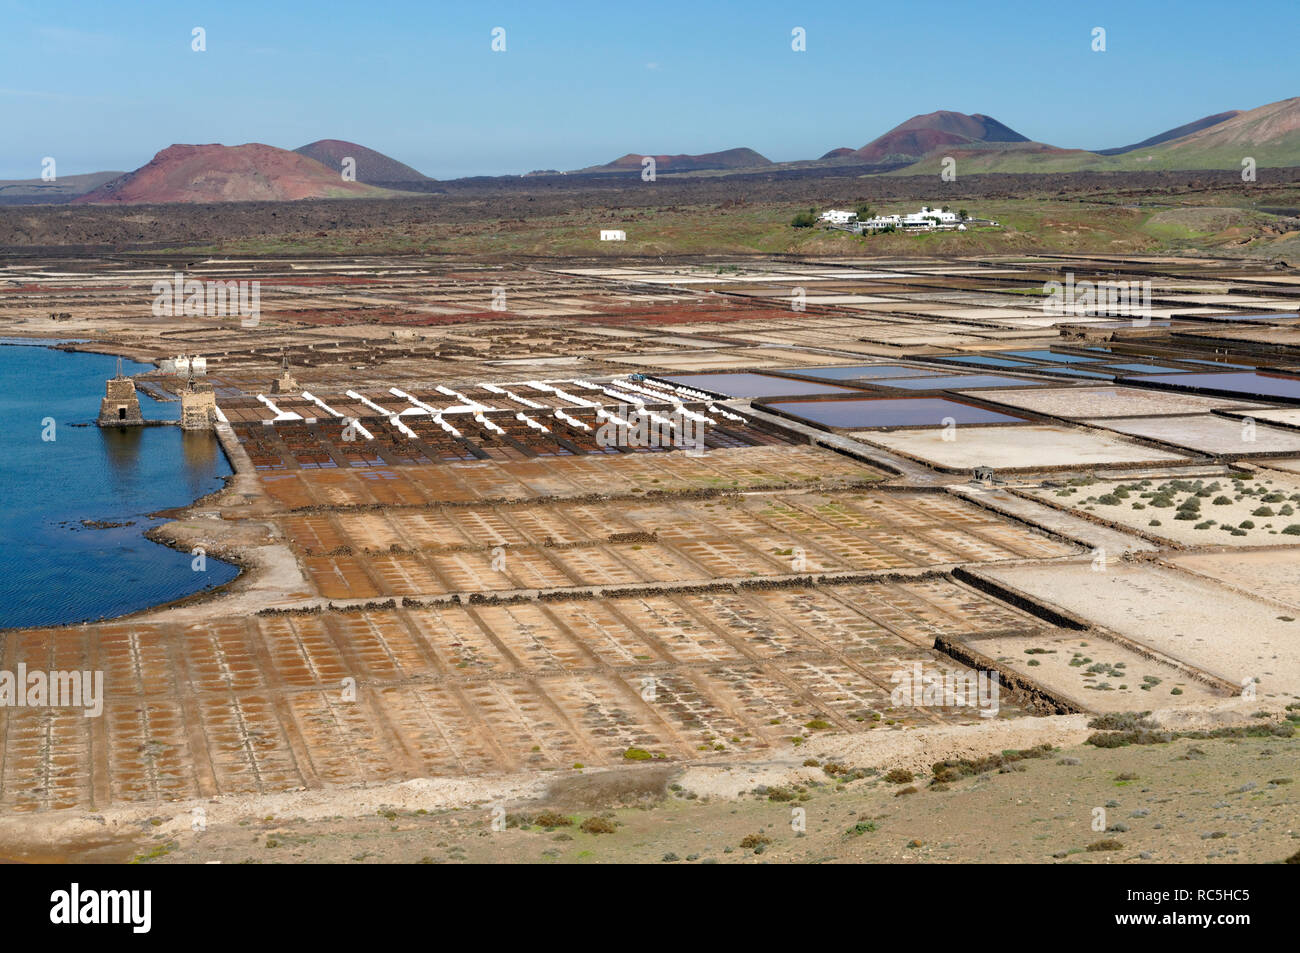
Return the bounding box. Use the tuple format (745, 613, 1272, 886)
(0, 344, 239, 628)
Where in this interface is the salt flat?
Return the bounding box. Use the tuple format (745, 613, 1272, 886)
(853, 423, 1188, 471)
(980, 562, 1300, 701)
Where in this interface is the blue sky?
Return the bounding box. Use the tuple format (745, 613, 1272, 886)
(1, 0, 1295, 179)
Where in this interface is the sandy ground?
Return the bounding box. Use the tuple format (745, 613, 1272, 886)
(956, 630, 1224, 712)
(1245, 408, 1300, 428)
(2, 704, 1291, 865)
(855, 424, 1187, 471)
(950, 485, 1160, 554)
(11, 729, 1292, 865)
(970, 386, 1268, 419)
(1167, 550, 1300, 610)
(980, 561, 1300, 701)
(1024, 472, 1300, 547)
(1084, 414, 1300, 456)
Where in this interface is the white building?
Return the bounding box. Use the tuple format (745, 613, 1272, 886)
(902, 206, 960, 229)
(854, 206, 980, 234)
(860, 214, 903, 229)
(600, 229, 626, 241)
(819, 209, 857, 225)
(163, 354, 207, 376)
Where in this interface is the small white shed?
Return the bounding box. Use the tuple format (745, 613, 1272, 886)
(600, 230, 626, 241)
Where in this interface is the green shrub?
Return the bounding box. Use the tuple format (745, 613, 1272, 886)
(930, 744, 1052, 779)
(580, 816, 617, 835)
(533, 812, 573, 827)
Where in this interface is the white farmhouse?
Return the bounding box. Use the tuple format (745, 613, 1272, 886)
(902, 206, 959, 229)
(600, 229, 626, 241)
(818, 209, 857, 225)
(860, 214, 903, 229)
(858, 207, 979, 233)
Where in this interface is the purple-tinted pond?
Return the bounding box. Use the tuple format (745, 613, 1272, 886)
(763, 396, 1026, 429)
(1002, 350, 1102, 364)
(659, 372, 861, 398)
(873, 373, 1042, 390)
(771, 364, 943, 381)
(1132, 370, 1300, 401)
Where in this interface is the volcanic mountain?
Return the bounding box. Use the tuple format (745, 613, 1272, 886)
(890, 96, 1300, 175)
(849, 111, 1029, 162)
(579, 147, 772, 174)
(1123, 97, 1300, 168)
(294, 139, 434, 189)
(74, 143, 395, 204)
(1094, 110, 1241, 155)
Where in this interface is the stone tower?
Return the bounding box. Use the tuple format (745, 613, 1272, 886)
(97, 358, 143, 426)
(271, 353, 298, 394)
(180, 377, 217, 430)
